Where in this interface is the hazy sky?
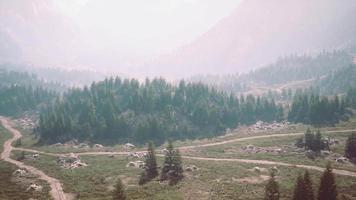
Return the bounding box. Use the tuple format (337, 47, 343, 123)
(53, 0, 242, 58)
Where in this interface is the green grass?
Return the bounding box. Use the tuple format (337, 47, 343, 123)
(0, 124, 51, 200)
(11, 150, 356, 200)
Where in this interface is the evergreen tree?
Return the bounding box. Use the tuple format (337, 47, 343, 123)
(305, 128, 314, 150)
(139, 142, 159, 185)
(345, 133, 356, 160)
(318, 163, 337, 200)
(113, 178, 126, 200)
(264, 172, 280, 200)
(293, 174, 306, 200)
(314, 130, 322, 153)
(160, 141, 184, 185)
(303, 171, 315, 200)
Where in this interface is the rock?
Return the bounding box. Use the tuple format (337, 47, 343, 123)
(271, 166, 279, 173)
(52, 143, 63, 147)
(185, 165, 198, 172)
(126, 161, 145, 168)
(253, 167, 261, 173)
(246, 145, 255, 150)
(185, 167, 193, 172)
(336, 157, 349, 163)
(13, 169, 27, 176)
(305, 150, 317, 160)
(124, 143, 135, 149)
(93, 144, 104, 148)
(27, 183, 43, 192)
(32, 154, 40, 159)
(78, 143, 89, 148)
(274, 148, 282, 153)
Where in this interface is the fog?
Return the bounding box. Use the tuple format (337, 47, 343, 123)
(0, 0, 355, 79)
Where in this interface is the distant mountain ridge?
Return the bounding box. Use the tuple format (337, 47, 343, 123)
(151, 0, 356, 78)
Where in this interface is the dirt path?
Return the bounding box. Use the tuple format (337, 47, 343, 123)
(4, 116, 356, 183)
(178, 129, 356, 150)
(0, 117, 67, 200)
(181, 156, 356, 177)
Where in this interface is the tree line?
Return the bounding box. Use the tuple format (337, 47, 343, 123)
(37, 77, 283, 145)
(0, 85, 56, 116)
(288, 92, 350, 126)
(264, 163, 337, 200)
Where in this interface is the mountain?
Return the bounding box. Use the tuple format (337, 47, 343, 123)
(0, 0, 83, 66)
(151, 0, 356, 78)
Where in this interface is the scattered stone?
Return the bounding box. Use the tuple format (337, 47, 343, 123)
(336, 157, 349, 163)
(128, 152, 146, 158)
(32, 154, 40, 159)
(124, 143, 135, 149)
(13, 169, 27, 176)
(57, 154, 87, 169)
(27, 183, 43, 192)
(93, 144, 104, 148)
(185, 165, 198, 172)
(126, 161, 144, 168)
(270, 166, 279, 173)
(305, 150, 317, 160)
(253, 167, 261, 173)
(78, 143, 89, 148)
(51, 143, 63, 147)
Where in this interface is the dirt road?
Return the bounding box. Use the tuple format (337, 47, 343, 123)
(3, 116, 356, 189)
(0, 117, 67, 200)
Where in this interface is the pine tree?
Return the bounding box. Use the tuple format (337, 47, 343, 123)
(318, 163, 337, 200)
(345, 133, 356, 160)
(314, 130, 322, 152)
(113, 178, 126, 200)
(139, 142, 159, 185)
(264, 172, 280, 200)
(160, 141, 184, 185)
(293, 174, 306, 200)
(305, 128, 314, 150)
(303, 171, 315, 200)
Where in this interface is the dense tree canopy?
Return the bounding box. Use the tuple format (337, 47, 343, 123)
(0, 85, 56, 116)
(288, 92, 349, 126)
(37, 77, 283, 145)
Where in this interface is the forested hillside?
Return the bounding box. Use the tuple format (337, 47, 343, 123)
(37, 78, 283, 145)
(0, 68, 64, 91)
(0, 85, 56, 116)
(288, 91, 350, 126)
(245, 51, 352, 85)
(189, 51, 353, 94)
(315, 64, 356, 95)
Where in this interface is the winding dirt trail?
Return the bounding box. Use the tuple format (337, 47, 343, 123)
(0, 117, 67, 200)
(2, 115, 356, 198)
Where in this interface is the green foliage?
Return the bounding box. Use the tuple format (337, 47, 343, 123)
(0, 85, 56, 116)
(318, 163, 337, 200)
(293, 174, 306, 200)
(345, 133, 356, 160)
(293, 171, 315, 200)
(37, 77, 283, 145)
(316, 65, 356, 95)
(288, 91, 349, 126)
(304, 129, 326, 152)
(264, 172, 280, 200)
(346, 87, 356, 109)
(113, 178, 126, 200)
(190, 51, 353, 94)
(139, 142, 159, 185)
(304, 171, 315, 200)
(161, 141, 184, 185)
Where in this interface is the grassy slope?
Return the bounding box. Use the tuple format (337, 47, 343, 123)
(0, 124, 51, 200)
